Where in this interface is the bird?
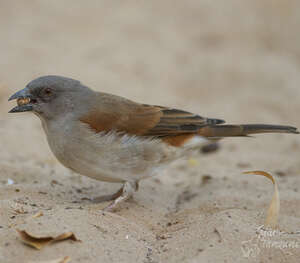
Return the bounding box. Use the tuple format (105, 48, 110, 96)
(8, 75, 299, 210)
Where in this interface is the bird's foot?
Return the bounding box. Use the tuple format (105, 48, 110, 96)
(91, 187, 124, 203)
(103, 181, 138, 212)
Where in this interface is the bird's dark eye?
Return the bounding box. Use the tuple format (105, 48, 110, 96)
(44, 88, 52, 95)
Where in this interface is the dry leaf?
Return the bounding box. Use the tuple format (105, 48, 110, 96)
(53, 232, 79, 242)
(244, 171, 280, 229)
(17, 229, 80, 250)
(29, 256, 70, 263)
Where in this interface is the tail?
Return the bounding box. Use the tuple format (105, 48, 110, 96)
(198, 124, 299, 138)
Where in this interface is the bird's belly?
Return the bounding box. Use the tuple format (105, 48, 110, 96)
(47, 137, 126, 182)
(46, 125, 176, 182)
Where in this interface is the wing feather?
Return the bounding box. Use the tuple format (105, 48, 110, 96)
(80, 93, 224, 141)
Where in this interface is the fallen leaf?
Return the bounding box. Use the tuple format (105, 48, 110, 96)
(17, 229, 80, 250)
(244, 171, 280, 229)
(53, 232, 79, 242)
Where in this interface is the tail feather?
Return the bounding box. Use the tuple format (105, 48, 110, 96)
(198, 124, 299, 138)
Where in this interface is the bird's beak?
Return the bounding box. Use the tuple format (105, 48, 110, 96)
(8, 87, 34, 113)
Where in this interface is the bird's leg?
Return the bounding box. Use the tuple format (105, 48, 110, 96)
(91, 186, 124, 203)
(103, 181, 139, 211)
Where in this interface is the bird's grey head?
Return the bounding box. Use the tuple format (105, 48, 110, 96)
(9, 75, 93, 120)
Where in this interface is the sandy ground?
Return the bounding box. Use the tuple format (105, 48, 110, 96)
(1, 1, 300, 262)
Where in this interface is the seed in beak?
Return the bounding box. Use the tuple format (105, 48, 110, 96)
(17, 97, 30, 106)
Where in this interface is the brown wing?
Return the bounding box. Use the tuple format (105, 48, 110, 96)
(143, 107, 224, 137)
(80, 92, 224, 145)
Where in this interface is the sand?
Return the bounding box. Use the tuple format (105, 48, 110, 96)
(0, 1, 300, 262)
